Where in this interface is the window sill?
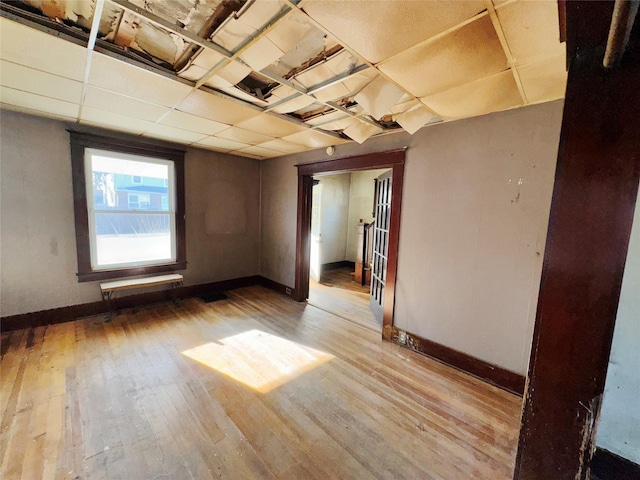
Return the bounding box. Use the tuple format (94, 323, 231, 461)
(77, 261, 187, 283)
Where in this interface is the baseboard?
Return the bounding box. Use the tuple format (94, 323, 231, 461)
(322, 260, 355, 271)
(258, 276, 297, 299)
(389, 326, 525, 396)
(591, 448, 640, 480)
(1, 275, 261, 332)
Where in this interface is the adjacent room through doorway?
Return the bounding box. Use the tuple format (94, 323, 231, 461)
(307, 168, 390, 330)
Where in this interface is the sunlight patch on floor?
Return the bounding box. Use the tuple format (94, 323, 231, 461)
(182, 329, 334, 393)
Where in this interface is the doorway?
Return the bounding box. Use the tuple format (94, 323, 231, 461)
(307, 169, 389, 330)
(295, 149, 406, 339)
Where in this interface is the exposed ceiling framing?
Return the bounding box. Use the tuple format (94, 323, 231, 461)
(0, 0, 567, 159)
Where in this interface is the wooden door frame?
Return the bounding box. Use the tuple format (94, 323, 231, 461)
(295, 149, 406, 339)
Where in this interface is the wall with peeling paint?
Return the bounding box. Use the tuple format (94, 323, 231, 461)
(0, 109, 260, 317)
(596, 194, 640, 464)
(260, 100, 564, 375)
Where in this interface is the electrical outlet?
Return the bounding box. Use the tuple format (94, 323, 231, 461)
(285, 287, 292, 295)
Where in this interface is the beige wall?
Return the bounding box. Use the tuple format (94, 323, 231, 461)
(260, 101, 564, 374)
(346, 169, 388, 262)
(0, 110, 260, 317)
(316, 174, 350, 264)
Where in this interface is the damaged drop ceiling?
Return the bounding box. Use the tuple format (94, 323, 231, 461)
(0, 0, 567, 159)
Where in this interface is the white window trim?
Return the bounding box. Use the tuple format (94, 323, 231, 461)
(84, 148, 177, 271)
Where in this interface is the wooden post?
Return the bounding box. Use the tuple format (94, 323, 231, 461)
(514, 4, 640, 479)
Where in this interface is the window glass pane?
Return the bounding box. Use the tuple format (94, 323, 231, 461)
(94, 212, 172, 266)
(91, 155, 170, 212)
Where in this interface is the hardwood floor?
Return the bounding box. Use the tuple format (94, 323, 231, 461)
(1, 286, 521, 479)
(309, 266, 379, 331)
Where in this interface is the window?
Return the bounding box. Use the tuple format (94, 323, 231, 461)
(70, 130, 186, 282)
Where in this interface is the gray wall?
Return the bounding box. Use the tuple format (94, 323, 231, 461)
(596, 194, 640, 463)
(260, 101, 564, 374)
(0, 110, 260, 317)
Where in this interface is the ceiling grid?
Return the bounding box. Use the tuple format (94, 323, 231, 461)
(0, 0, 567, 158)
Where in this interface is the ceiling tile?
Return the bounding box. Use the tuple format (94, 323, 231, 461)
(237, 0, 284, 30)
(176, 89, 260, 124)
(240, 37, 285, 72)
(395, 105, 437, 135)
(236, 114, 308, 137)
(218, 61, 253, 85)
(234, 145, 283, 159)
(497, 0, 565, 66)
(343, 119, 383, 144)
(83, 86, 169, 122)
(212, 18, 257, 51)
(302, 0, 485, 63)
(192, 48, 227, 70)
(1, 86, 79, 120)
(354, 76, 405, 120)
(216, 126, 275, 145)
(0, 17, 87, 81)
(312, 82, 351, 102)
(88, 53, 192, 107)
(518, 55, 567, 104)
(160, 110, 229, 136)
(80, 107, 156, 135)
(196, 136, 252, 152)
(379, 16, 508, 97)
(269, 94, 317, 114)
(143, 124, 209, 144)
(304, 109, 350, 127)
(259, 139, 311, 154)
(282, 129, 346, 148)
(265, 10, 320, 53)
(421, 71, 522, 120)
(1, 60, 83, 103)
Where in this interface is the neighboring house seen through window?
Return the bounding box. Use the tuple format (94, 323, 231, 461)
(70, 131, 186, 282)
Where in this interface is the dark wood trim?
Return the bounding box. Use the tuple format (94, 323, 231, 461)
(390, 326, 525, 396)
(294, 174, 314, 301)
(295, 150, 406, 334)
(322, 260, 355, 271)
(259, 276, 296, 298)
(1, 276, 262, 332)
(69, 130, 187, 282)
(590, 448, 640, 480)
(296, 148, 406, 176)
(514, 8, 640, 478)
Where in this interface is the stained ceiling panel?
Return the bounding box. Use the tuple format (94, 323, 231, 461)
(234, 145, 283, 159)
(216, 126, 275, 145)
(1, 86, 79, 120)
(258, 138, 310, 154)
(196, 136, 252, 152)
(496, 0, 565, 67)
(518, 55, 567, 105)
(89, 53, 192, 107)
(176, 89, 260, 124)
(302, 0, 486, 63)
(343, 119, 383, 144)
(282, 129, 346, 149)
(0, 60, 83, 104)
(80, 106, 157, 134)
(0, 17, 87, 81)
(83, 86, 169, 122)
(159, 110, 229, 136)
(236, 114, 307, 138)
(379, 16, 508, 98)
(354, 76, 405, 120)
(143, 123, 209, 144)
(395, 105, 438, 135)
(421, 71, 522, 120)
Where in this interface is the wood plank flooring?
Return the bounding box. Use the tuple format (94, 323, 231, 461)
(309, 267, 378, 331)
(1, 286, 522, 479)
